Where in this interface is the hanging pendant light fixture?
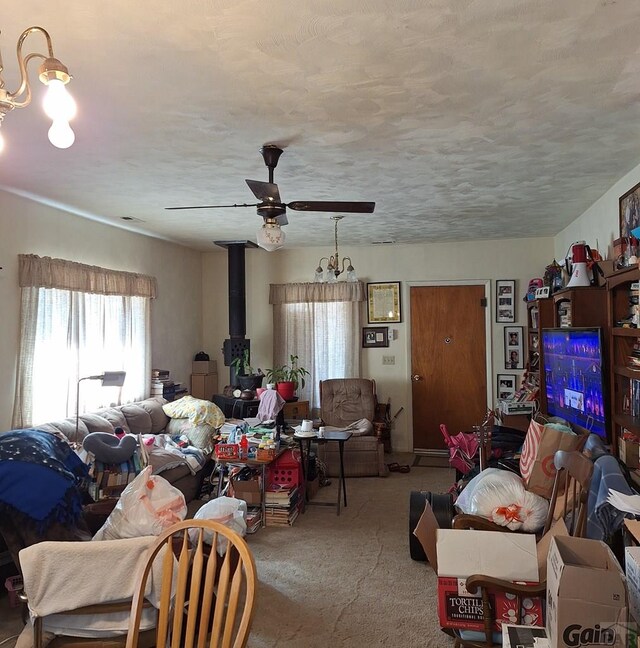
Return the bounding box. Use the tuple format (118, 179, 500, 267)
(314, 216, 357, 283)
(0, 26, 76, 153)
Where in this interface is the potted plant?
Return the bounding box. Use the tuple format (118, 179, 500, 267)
(266, 355, 310, 401)
(230, 349, 265, 391)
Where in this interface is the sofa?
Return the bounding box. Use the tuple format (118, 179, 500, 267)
(316, 379, 387, 477)
(31, 396, 209, 503)
(0, 397, 214, 572)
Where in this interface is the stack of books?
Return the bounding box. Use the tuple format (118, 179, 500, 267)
(628, 338, 640, 369)
(89, 454, 142, 500)
(630, 282, 640, 327)
(245, 508, 262, 534)
(264, 486, 300, 527)
(151, 369, 170, 396)
(557, 302, 572, 327)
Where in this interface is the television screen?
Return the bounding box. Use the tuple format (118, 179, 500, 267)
(541, 327, 607, 437)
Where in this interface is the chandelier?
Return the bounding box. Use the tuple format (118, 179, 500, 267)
(314, 216, 357, 283)
(0, 26, 76, 152)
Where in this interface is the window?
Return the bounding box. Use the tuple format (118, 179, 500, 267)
(270, 282, 364, 410)
(12, 255, 156, 428)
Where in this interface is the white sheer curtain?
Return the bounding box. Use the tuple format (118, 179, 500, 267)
(12, 255, 156, 428)
(269, 282, 364, 411)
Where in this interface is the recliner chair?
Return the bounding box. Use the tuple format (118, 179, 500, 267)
(316, 378, 387, 477)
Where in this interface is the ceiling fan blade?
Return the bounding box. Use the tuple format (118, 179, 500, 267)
(165, 203, 260, 210)
(245, 179, 281, 203)
(286, 201, 375, 213)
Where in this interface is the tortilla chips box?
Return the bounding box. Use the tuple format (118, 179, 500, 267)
(435, 529, 543, 632)
(547, 536, 628, 648)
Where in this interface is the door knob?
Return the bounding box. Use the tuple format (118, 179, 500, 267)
(412, 374, 422, 381)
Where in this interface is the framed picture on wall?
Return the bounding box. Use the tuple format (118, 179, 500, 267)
(497, 374, 517, 400)
(620, 179, 640, 239)
(367, 282, 402, 323)
(504, 326, 524, 369)
(495, 279, 516, 323)
(362, 326, 389, 348)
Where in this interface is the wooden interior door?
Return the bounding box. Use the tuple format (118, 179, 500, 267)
(411, 285, 488, 451)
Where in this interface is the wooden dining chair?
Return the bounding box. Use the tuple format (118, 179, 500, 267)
(125, 519, 257, 648)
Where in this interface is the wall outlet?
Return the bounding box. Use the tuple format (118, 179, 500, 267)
(382, 355, 395, 365)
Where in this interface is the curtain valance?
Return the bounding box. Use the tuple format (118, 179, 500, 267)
(18, 254, 157, 298)
(269, 281, 365, 305)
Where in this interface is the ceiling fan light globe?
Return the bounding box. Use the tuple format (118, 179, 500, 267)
(256, 222, 285, 251)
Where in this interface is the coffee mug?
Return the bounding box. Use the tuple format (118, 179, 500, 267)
(301, 419, 313, 433)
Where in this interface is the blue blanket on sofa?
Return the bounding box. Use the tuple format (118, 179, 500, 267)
(0, 429, 88, 529)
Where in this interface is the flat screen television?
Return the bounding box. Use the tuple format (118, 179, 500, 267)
(541, 327, 608, 438)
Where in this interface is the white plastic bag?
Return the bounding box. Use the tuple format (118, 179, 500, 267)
(191, 496, 247, 555)
(93, 466, 187, 541)
(456, 468, 549, 532)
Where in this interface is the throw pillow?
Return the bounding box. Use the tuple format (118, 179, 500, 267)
(162, 395, 224, 429)
(165, 418, 217, 453)
(120, 404, 152, 435)
(79, 413, 115, 435)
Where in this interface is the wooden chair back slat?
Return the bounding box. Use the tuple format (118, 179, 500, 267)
(125, 520, 257, 648)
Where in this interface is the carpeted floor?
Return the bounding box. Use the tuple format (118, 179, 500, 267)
(412, 455, 451, 468)
(0, 452, 457, 648)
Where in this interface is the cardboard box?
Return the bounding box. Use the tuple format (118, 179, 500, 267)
(435, 529, 543, 632)
(192, 360, 216, 374)
(619, 437, 639, 469)
(191, 372, 218, 400)
(626, 546, 640, 625)
(546, 536, 628, 648)
(231, 477, 261, 506)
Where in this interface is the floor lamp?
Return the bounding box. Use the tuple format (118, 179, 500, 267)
(75, 371, 127, 439)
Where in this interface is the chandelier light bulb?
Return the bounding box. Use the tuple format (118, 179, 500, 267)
(42, 79, 77, 122)
(48, 120, 75, 149)
(0, 131, 5, 154)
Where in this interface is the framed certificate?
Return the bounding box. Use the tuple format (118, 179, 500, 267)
(367, 282, 401, 323)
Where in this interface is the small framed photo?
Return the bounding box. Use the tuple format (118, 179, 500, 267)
(504, 326, 524, 369)
(496, 280, 516, 323)
(362, 326, 389, 348)
(367, 282, 401, 323)
(497, 373, 517, 400)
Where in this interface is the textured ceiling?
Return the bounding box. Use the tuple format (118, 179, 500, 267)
(2, 0, 640, 251)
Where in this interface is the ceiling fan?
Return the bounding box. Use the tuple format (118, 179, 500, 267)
(165, 145, 375, 250)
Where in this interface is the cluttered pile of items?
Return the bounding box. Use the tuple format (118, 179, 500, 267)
(410, 412, 640, 648)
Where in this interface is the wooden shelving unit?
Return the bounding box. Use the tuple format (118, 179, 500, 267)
(608, 266, 640, 452)
(553, 286, 608, 329)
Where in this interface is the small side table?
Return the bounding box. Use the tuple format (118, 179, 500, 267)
(295, 431, 352, 516)
(215, 448, 285, 527)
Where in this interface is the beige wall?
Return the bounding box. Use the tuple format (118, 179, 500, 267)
(555, 162, 640, 262)
(203, 237, 554, 452)
(0, 190, 203, 432)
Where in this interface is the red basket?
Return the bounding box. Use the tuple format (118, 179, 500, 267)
(267, 449, 302, 489)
